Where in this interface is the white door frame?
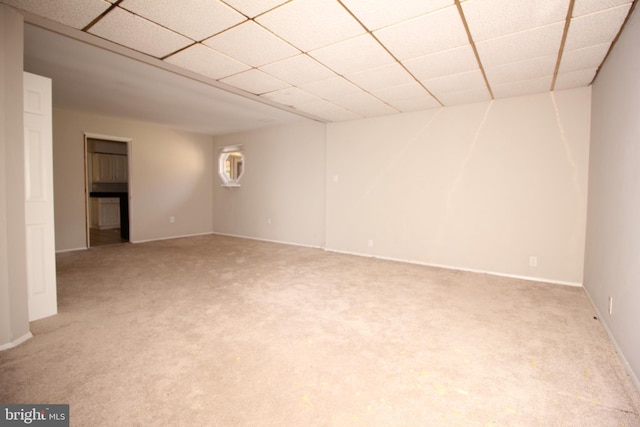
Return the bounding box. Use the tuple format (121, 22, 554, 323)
(83, 132, 132, 248)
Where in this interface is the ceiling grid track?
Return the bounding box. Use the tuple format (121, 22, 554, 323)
(336, 0, 444, 107)
(454, 0, 493, 100)
(8, 0, 635, 126)
(551, 0, 576, 91)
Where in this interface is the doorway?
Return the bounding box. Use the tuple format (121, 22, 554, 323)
(84, 133, 131, 247)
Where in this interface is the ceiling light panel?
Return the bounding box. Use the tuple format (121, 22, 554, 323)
(492, 76, 553, 99)
(119, 0, 246, 41)
(299, 76, 362, 101)
(372, 83, 441, 112)
(564, 5, 631, 51)
(89, 7, 193, 58)
(256, 0, 365, 52)
(333, 92, 399, 117)
(558, 43, 610, 73)
(403, 45, 478, 81)
(1, 0, 112, 29)
(309, 34, 395, 76)
(340, 0, 454, 31)
(572, 0, 632, 17)
(484, 55, 556, 86)
(554, 68, 598, 90)
(222, 0, 289, 18)
(462, 0, 569, 42)
(164, 43, 249, 80)
(259, 54, 336, 86)
(345, 62, 416, 93)
(476, 22, 564, 68)
(374, 6, 469, 61)
(220, 69, 290, 94)
(204, 21, 299, 67)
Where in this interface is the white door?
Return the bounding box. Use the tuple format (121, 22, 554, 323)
(23, 72, 57, 321)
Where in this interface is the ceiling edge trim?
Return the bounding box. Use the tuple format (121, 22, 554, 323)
(591, 0, 638, 85)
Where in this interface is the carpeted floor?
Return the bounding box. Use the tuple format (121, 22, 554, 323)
(1, 234, 639, 426)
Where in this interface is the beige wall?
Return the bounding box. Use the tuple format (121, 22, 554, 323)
(584, 7, 640, 388)
(0, 5, 31, 349)
(212, 120, 326, 247)
(53, 109, 214, 250)
(326, 88, 591, 285)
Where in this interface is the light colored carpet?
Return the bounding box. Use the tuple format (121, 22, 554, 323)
(1, 234, 639, 426)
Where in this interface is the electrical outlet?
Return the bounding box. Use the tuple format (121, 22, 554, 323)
(169, 216, 175, 223)
(367, 239, 374, 247)
(267, 218, 272, 225)
(609, 297, 613, 315)
(529, 256, 537, 267)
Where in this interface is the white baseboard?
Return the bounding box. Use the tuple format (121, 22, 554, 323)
(0, 331, 33, 351)
(323, 248, 583, 287)
(211, 232, 323, 250)
(581, 287, 640, 393)
(130, 231, 214, 244)
(56, 246, 88, 253)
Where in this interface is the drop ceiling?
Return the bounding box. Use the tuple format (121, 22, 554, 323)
(3, 0, 636, 134)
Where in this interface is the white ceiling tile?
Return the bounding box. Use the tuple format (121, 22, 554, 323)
(554, 68, 597, 90)
(564, 5, 631, 51)
(559, 43, 610, 73)
(333, 92, 399, 117)
(492, 76, 553, 99)
(220, 69, 290, 94)
(259, 54, 336, 86)
(256, 0, 365, 52)
(484, 54, 557, 86)
(374, 5, 469, 60)
(203, 21, 299, 67)
(1, 0, 112, 29)
(309, 34, 395, 76)
(223, 0, 289, 18)
(260, 87, 322, 107)
(372, 82, 441, 112)
(298, 76, 362, 101)
(476, 22, 564, 68)
(340, 0, 454, 30)
(164, 43, 250, 80)
(120, 0, 246, 41)
(462, 0, 569, 42)
(346, 62, 415, 92)
(422, 69, 487, 95)
(295, 99, 362, 121)
(572, 0, 632, 17)
(437, 86, 491, 106)
(89, 7, 193, 57)
(403, 44, 478, 81)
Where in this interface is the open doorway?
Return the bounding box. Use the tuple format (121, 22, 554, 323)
(84, 133, 131, 247)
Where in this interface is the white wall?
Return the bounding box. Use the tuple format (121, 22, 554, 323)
(212, 120, 326, 247)
(53, 108, 214, 250)
(326, 88, 591, 285)
(583, 7, 640, 388)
